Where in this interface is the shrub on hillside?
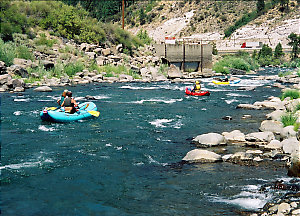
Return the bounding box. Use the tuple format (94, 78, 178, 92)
(137, 29, 152, 45)
(0, 39, 16, 66)
(1, 1, 144, 54)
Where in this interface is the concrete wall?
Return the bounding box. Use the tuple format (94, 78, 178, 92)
(153, 44, 212, 71)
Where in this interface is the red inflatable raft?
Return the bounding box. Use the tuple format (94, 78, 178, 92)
(185, 88, 210, 96)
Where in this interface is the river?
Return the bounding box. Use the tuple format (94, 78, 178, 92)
(1, 68, 293, 215)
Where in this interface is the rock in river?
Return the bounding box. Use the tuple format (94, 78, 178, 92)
(193, 133, 226, 147)
(182, 149, 222, 163)
(34, 86, 52, 92)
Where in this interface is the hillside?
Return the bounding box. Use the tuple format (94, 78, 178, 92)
(125, 0, 300, 49)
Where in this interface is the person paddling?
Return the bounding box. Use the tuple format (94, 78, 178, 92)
(192, 80, 201, 93)
(61, 91, 78, 114)
(57, 89, 68, 106)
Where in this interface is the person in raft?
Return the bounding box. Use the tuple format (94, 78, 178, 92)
(192, 80, 201, 92)
(222, 75, 229, 82)
(61, 91, 78, 114)
(57, 89, 68, 106)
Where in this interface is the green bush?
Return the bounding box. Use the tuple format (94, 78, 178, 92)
(0, 39, 16, 66)
(15, 45, 34, 60)
(297, 69, 300, 77)
(280, 89, 300, 100)
(280, 112, 298, 127)
(64, 61, 85, 77)
(213, 56, 252, 74)
(34, 33, 57, 47)
(137, 29, 152, 45)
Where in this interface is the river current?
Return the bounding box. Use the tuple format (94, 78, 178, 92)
(1, 68, 293, 215)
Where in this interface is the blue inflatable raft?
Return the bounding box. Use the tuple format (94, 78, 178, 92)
(40, 102, 99, 123)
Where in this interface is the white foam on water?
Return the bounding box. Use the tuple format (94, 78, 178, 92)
(14, 98, 30, 102)
(13, 111, 22, 116)
(106, 143, 112, 147)
(226, 93, 251, 97)
(134, 162, 145, 166)
(75, 96, 85, 101)
(133, 98, 183, 104)
(146, 155, 168, 166)
(0, 158, 53, 170)
(173, 120, 183, 129)
(225, 99, 239, 104)
(201, 108, 207, 111)
(116, 146, 122, 151)
(150, 119, 173, 128)
(211, 183, 273, 211)
(94, 95, 110, 100)
(38, 99, 53, 102)
(119, 85, 159, 90)
(38, 125, 56, 132)
(100, 156, 110, 159)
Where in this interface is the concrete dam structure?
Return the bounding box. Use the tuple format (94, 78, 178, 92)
(154, 43, 213, 74)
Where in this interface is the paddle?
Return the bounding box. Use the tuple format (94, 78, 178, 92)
(88, 110, 100, 117)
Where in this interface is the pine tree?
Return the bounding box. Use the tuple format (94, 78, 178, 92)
(257, 0, 265, 14)
(288, 33, 300, 60)
(274, 43, 284, 58)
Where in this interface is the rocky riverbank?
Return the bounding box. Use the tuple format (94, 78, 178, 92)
(181, 69, 300, 215)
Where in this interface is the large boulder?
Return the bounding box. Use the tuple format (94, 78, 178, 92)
(9, 65, 28, 78)
(282, 138, 299, 154)
(222, 130, 246, 142)
(253, 101, 285, 110)
(0, 74, 12, 85)
(266, 110, 285, 121)
(193, 133, 226, 147)
(167, 64, 182, 79)
(259, 120, 283, 134)
(102, 48, 111, 56)
(245, 131, 275, 143)
(12, 79, 25, 88)
(264, 140, 283, 150)
(182, 149, 222, 163)
(280, 126, 297, 139)
(41, 60, 55, 70)
(34, 86, 52, 92)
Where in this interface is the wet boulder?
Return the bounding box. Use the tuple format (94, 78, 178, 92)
(266, 110, 285, 121)
(182, 149, 222, 163)
(193, 133, 226, 147)
(222, 130, 246, 143)
(259, 120, 284, 134)
(280, 126, 297, 139)
(245, 131, 275, 143)
(264, 140, 282, 150)
(34, 86, 52, 92)
(282, 138, 299, 154)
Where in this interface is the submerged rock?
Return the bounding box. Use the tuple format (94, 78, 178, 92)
(182, 149, 222, 163)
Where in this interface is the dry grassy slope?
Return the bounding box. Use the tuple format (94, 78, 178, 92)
(126, 0, 299, 43)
